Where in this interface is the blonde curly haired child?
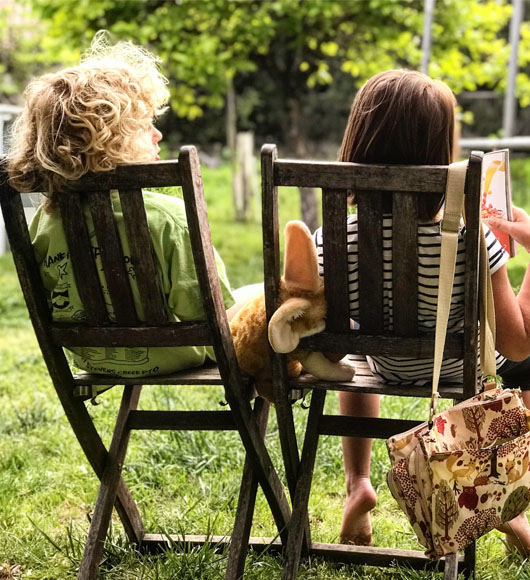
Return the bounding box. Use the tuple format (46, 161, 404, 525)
(7, 32, 236, 377)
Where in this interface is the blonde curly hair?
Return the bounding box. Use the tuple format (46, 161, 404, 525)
(7, 31, 169, 211)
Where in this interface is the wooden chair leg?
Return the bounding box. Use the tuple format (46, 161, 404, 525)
(272, 359, 311, 553)
(282, 389, 326, 580)
(226, 397, 270, 580)
(462, 543, 475, 579)
(223, 392, 291, 545)
(443, 553, 459, 580)
(55, 384, 145, 544)
(77, 386, 141, 580)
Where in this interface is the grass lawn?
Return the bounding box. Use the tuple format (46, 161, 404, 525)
(1, 163, 530, 579)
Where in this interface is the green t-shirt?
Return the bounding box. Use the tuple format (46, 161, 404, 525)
(30, 191, 235, 377)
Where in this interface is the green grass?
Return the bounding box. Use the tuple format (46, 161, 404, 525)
(2, 163, 530, 579)
(201, 165, 302, 288)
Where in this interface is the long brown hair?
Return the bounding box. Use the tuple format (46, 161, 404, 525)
(339, 70, 457, 220)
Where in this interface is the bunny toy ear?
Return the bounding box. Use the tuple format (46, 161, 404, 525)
(268, 296, 313, 353)
(283, 220, 321, 293)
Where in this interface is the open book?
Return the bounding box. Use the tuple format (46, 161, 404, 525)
(480, 149, 516, 257)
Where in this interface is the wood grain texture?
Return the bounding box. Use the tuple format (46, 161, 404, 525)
(261, 144, 311, 551)
(298, 330, 464, 358)
(322, 189, 349, 332)
(128, 410, 236, 431)
(462, 151, 483, 399)
(274, 159, 448, 191)
(225, 397, 270, 580)
(64, 160, 182, 191)
(58, 192, 109, 325)
(357, 190, 384, 334)
(392, 193, 418, 336)
(119, 188, 168, 324)
(51, 322, 212, 347)
(180, 145, 292, 543)
(282, 389, 326, 580)
(78, 385, 141, 579)
(88, 190, 137, 325)
(141, 534, 464, 572)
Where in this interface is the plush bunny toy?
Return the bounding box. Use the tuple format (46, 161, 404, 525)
(229, 220, 355, 402)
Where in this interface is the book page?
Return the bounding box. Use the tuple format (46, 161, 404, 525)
(481, 149, 516, 256)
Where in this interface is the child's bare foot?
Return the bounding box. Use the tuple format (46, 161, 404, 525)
(498, 513, 530, 557)
(339, 477, 377, 546)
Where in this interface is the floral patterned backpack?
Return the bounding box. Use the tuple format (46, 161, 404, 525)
(386, 162, 530, 559)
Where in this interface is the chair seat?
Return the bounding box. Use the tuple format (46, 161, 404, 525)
(289, 355, 468, 400)
(73, 362, 255, 397)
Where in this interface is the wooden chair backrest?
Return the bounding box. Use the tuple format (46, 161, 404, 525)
(0, 146, 242, 392)
(262, 145, 483, 399)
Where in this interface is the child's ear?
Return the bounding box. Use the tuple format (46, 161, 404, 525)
(283, 220, 321, 293)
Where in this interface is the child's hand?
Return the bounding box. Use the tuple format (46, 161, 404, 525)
(488, 207, 530, 253)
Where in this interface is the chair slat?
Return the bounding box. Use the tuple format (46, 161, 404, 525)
(118, 188, 168, 325)
(179, 151, 239, 371)
(357, 191, 384, 334)
(299, 331, 463, 359)
(322, 189, 349, 332)
(392, 193, 418, 336)
(274, 159, 447, 192)
(58, 192, 109, 325)
(88, 191, 138, 325)
(128, 410, 236, 431)
(463, 152, 483, 397)
(50, 321, 212, 347)
(66, 160, 182, 192)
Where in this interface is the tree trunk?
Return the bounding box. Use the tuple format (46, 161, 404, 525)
(300, 187, 319, 232)
(286, 96, 319, 232)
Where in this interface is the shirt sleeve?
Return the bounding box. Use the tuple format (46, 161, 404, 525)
(483, 223, 509, 275)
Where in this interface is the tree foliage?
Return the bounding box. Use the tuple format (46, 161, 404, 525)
(0, 1, 46, 100)
(3, 0, 530, 145)
(24, 1, 528, 112)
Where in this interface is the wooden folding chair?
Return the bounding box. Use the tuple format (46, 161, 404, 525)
(261, 144, 484, 580)
(0, 145, 291, 580)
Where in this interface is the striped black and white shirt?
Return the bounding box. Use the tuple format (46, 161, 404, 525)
(314, 215, 508, 385)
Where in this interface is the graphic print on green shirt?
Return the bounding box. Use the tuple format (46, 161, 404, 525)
(30, 191, 235, 377)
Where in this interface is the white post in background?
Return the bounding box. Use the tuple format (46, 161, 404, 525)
(232, 131, 256, 222)
(421, 0, 436, 74)
(0, 104, 23, 254)
(503, 0, 524, 138)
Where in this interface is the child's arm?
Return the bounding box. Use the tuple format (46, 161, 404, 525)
(491, 263, 530, 361)
(486, 207, 530, 359)
(489, 207, 530, 253)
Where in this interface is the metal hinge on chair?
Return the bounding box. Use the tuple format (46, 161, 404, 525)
(74, 384, 115, 400)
